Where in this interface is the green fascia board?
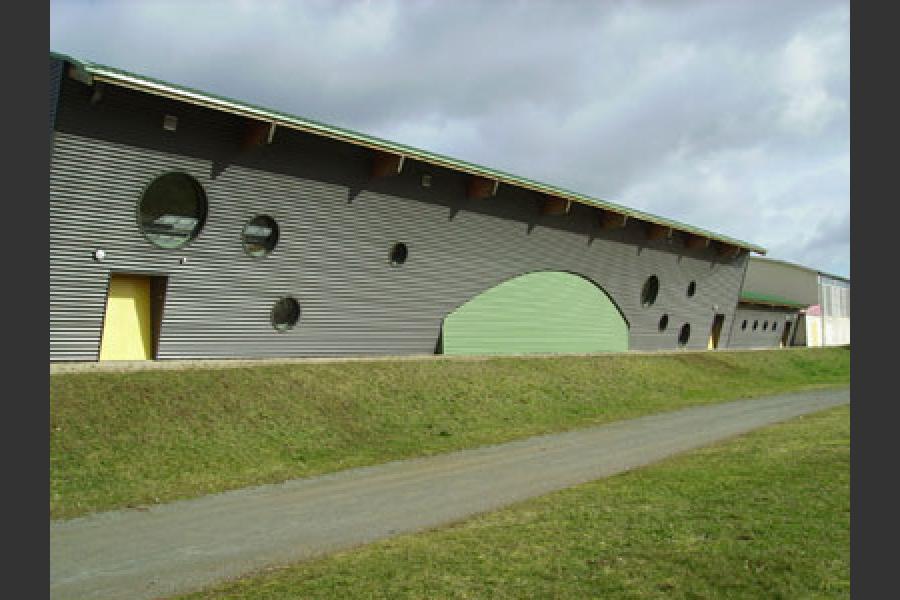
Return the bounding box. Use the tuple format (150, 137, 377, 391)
(51, 50, 766, 255)
(739, 291, 810, 308)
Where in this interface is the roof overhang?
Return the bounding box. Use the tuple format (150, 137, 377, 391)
(748, 255, 818, 274)
(739, 291, 810, 309)
(53, 51, 767, 255)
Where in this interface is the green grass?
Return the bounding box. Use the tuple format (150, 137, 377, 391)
(50, 348, 849, 520)
(179, 404, 850, 600)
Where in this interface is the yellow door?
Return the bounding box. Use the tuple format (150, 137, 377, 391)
(99, 275, 153, 360)
(708, 314, 724, 350)
(808, 320, 821, 347)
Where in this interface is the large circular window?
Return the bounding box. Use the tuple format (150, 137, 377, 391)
(678, 323, 691, 346)
(641, 275, 659, 307)
(271, 297, 300, 332)
(242, 215, 279, 257)
(139, 173, 207, 249)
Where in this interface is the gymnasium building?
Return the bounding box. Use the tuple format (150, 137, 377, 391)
(50, 51, 770, 362)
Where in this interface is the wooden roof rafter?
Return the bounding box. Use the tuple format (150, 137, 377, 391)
(467, 176, 500, 199)
(370, 150, 405, 178)
(540, 195, 572, 216)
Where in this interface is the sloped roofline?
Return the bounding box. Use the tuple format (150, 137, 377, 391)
(748, 255, 819, 274)
(52, 50, 766, 255)
(750, 256, 850, 283)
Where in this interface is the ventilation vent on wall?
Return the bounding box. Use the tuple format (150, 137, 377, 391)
(163, 115, 178, 131)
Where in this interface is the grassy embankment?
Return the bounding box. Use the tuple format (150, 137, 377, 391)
(51, 347, 849, 519)
(181, 404, 850, 600)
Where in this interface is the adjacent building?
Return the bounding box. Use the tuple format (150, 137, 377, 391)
(729, 257, 819, 349)
(50, 51, 769, 362)
(804, 272, 851, 347)
(731, 257, 850, 349)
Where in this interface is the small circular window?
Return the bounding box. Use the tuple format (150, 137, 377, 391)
(658, 314, 669, 332)
(641, 275, 659, 307)
(753, 320, 759, 331)
(741, 320, 748, 330)
(686, 281, 697, 297)
(242, 215, 279, 257)
(390, 242, 408, 266)
(139, 172, 207, 248)
(271, 297, 300, 332)
(678, 323, 691, 346)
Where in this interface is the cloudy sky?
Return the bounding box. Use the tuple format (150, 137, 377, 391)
(50, 0, 850, 277)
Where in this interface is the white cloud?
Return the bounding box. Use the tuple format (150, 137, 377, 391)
(777, 30, 847, 134)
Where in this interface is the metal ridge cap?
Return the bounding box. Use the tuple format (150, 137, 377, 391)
(55, 51, 767, 254)
(749, 255, 819, 273)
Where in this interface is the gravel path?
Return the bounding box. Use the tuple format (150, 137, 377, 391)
(50, 386, 849, 600)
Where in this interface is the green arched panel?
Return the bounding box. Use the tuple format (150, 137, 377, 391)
(442, 271, 629, 355)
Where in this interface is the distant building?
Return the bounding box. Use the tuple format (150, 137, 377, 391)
(730, 257, 819, 349)
(804, 272, 850, 346)
(731, 257, 849, 349)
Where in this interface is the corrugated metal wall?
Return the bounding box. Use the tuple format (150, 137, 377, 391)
(442, 272, 629, 355)
(50, 74, 750, 361)
(50, 57, 62, 132)
(823, 317, 851, 346)
(793, 314, 808, 346)
(743, 258, 818, 305)
(728, 305, 798, 349)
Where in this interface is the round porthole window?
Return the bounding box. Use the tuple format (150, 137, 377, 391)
(741, 320, 748, 330)
(242, 215, 279, 257)
(271, 297, 300, 332)
(139, 172, 207, 249)
(678, 323, 691, 346)
(641, 275, 659, 307)
(658, 314, 669, 332)
(686, 281, 697, 297)
(390, 242, 408, 266)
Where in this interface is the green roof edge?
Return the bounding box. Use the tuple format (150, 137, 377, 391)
(51, 50, 767, 255)
(739, 291, 810, 308)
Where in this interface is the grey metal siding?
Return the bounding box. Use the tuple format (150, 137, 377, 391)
(793, 314, 808, 346)
(50, 57, 63, 131)
(743, 257, 818, 306)
(50, 76, 750, 361)
(728, 305, 798, 349)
